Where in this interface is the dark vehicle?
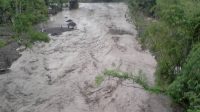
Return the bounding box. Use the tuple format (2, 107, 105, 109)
(69, 0, 79, 10)
(67, 22, 77, 29)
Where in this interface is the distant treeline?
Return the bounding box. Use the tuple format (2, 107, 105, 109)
(129, 0, 200, 112)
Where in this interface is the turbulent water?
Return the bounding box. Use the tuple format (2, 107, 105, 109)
(0, 3, 173, 112)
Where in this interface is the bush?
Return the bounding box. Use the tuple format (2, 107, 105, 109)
(28, 31, 49, 43)
(143, 21, 186, 86)
(141, 0, 200, 87)
(129, 0, 200, 111)
(128, 0, 156, 16)
(95, 75, 104, 86)
(12, 13, 49, 45)
(168, 43, 200, 112)
(0, 39, 6, 48)
(103, 69, 163, 93)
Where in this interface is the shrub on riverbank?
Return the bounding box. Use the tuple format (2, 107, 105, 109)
(128, 0, 200, 111)
(29, 31, 49, 43)
(0, 0, 49, 46)
(168, 43, 200, 112)
(0, 40, 6, 48)
(128, 0, 155, 16)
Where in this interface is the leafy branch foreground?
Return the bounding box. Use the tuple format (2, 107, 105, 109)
(95, 69, 164, 94)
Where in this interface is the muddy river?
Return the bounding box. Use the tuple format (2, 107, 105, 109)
(0, 3, 173, 112)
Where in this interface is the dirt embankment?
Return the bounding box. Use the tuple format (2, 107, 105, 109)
(0, 26, 21, 74)
(0, 3, 175, 112)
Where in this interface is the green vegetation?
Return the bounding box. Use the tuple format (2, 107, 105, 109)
(29, 31, 49, 42)
(128, 0, 200, 111)
(47, 0, 69, 12)
(0, 0, 49, 46)
(104, 69, 130, 79)
(128, 0, 155, 16)
(103, 69, 163, 93)
(79, 0, 123, 2)
(0, 39, 6, 48)
(168, 43, 200, 112)
(0, 0, 68, 47)
(95, 75, 104, 86)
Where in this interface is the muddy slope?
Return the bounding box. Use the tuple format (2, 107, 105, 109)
(0, 3, 173, 112)
(0, 26, 21, 73)
(0, 42, 20, 72)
